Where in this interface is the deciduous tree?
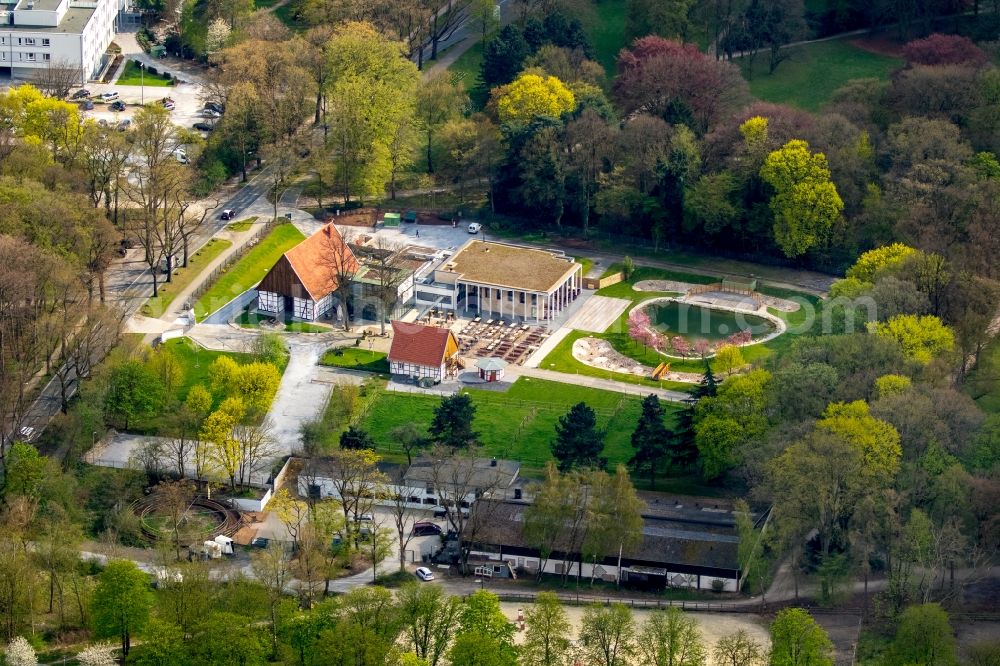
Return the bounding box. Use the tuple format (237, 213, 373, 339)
(521, 592, 571, 666)
(760, 139, 843, 257)
(769, 608, 833, 666)
(579, 602, 636, 666)
(638, 607, 707, 666)
(91, 560, 153, 659)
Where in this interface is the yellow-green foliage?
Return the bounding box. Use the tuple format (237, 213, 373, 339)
(760, 140, 844, 258)
(207, 355, 281, 413)
(740, 116, 769, 153)
(495, 74, 576, 125)
(846, 243, 917, 283)
(874, 374, 912, 399)
(714, 344, 745, 376)
(829, 276, 871, 299)
(818, 400, 901, 482)
(870, 314, 955, 365)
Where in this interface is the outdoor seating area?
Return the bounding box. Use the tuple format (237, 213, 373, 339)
(419, 308, 457, 328)
(456, 317, 550, 366)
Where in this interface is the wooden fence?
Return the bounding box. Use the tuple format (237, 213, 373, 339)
(190, 217, 283, 306)
(583, 272, 624, 290)
(687, 282, 764, 308)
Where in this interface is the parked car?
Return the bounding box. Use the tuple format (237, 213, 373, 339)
(100, 91, 119, 102)
(109, 100, 126, 112)
(433, 506, 447, 519)
(220, 209, 234, 220)
(415, 567, 434, 582)
(173, 148, 188, 164)
(98, 119, 108, 127)
(204, 101, 224, 113)
(116, 119, 131, 131)
(357, 513, 374, 522)
(201, 108, 222, 119)
(412, 522, 443, 537)
(193, 122, 214, 132)
(71, 89, 90, 100)
(467, 222, 482, 234)
(250, 537, 269, 549)
(77, 100, 94, 110)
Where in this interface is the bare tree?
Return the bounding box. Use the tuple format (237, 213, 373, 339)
(82, 213, 122, 303)
(420, 0, 473, 63)
(30, 59, 82, 100)
(0, 238, 66, 459)
(251, 545, 292, 657)
(429, 446, 508, 573)
(301, 450, 386, 547)
(176, 195, 218, 269)
(233, 417, 280, 487)
(358, 237, 410, 334)
(155, 480, 196, 562)
(81, 126, 131, 225)
(51, 304, 125, 414)
(261, 134, 302, 222)
(318, 225, 359, 331)
(386, 473, 422, 571)
(126, 107, 186, 297)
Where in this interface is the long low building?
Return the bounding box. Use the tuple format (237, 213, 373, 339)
(414, 240, 583, 323)
(1, 0, 121, 83)
(466, 496, 766, 592)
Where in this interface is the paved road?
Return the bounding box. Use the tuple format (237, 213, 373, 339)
(416, 0, 513, 75)
(8, 169, 272, 452)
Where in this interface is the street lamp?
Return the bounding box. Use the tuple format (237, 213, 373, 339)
(139, 62, 144, 105)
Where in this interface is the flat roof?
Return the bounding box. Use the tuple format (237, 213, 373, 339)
(445, 240, 579, 294)
(6, 6, 93, 32)
(16, 0, 62, 11)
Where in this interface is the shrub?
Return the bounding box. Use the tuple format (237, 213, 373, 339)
(903, 33, 989, 67)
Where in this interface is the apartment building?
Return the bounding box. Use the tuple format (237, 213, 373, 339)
(0, 0, 121, 83)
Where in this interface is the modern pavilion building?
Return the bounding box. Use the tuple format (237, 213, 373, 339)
(413, 240, 582, 323)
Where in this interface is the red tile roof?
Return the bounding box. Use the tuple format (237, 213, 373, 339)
(388, 321, 458, 368)
(285, 223, 359, 301)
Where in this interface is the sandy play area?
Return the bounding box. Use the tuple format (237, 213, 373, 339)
(499, 601, 771, 662)
(634, 279, 801, 313)
(572, 337, 702, 382)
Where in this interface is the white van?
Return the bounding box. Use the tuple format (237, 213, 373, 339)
(468, 222, 482, 234)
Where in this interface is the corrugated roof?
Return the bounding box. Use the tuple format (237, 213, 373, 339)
(388, 321, 457, 368)
(284, 223, 358, 301)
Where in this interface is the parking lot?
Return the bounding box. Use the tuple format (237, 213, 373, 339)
(73, 78, 215, 137)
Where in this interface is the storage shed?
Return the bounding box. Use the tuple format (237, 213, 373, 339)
(475, 357, 507, 382)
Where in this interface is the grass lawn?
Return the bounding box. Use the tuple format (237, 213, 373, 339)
(574, 256, 594, 277)
(254, 0, 282, 7)
(117, 60, 173, 87)
(968, 335, 1000, 414)
(226, 216, 258, 233)
(320, 347, 390, 374)
(360, 378, 676, 474)
(273, 1, 306, 31)
(159, 337, 252, 404)
(584, 0, 627, 77)
(141, 239, 231, 318)
(236, 310, 330, 333)
(448, 40, 484, 93)
(741, 38, 902, 111)
(194, 224, 304, 321)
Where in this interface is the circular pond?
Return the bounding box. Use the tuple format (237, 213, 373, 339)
(643, 300, 777, 342)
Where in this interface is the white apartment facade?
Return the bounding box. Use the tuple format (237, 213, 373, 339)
(0, 0, 120, 83)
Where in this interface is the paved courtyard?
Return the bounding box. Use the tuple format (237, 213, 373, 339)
(564, 295, 632, 333)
